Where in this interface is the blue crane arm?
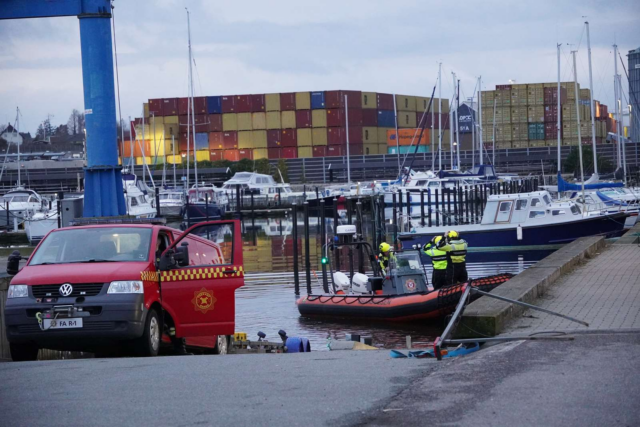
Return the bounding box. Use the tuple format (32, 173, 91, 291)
(0, 0, 111, 20)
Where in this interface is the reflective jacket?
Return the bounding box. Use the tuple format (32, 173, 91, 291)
(440, 238, 468, 264)
(423, 243, 448, 270)
(378, 252, 395, 271)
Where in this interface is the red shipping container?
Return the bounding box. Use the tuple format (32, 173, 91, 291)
(251, 94, 265, 112)
(295, 110, 312, 128)
(327, 109, 345, 127)
(325, 90, 361, 109)
(440, 113, 450, 129)
(362, 109, 378, 126)
(194, 114, 206, 125)
(544, 105, 558, 123)
(222, 96, 236, 113)
(161, 98, 178, 116)
(223, 149, 240, 162)
(178, 97, 189, 116)
(281, 129, 297, 147)
(313, 146, 326, 157)
(377, 93, 394, 110)
(346, 108, 363, 126)
(544, 123, 561, 139)
(223, 131, 238, 149)
(267, 130, 281, 147)
(210, 149, 223, 161)
(543, 87, 568, 106)
(326, 145, 343, 156)
(208, 114, 223, 132)
(149, 99, 163, 116)
(280, 92, 296, 110)
(235, 95, 252, 113)
(194, 97, 207, 115)
(348, 126, 363, 144)
(327, 127, 345, 145)
(282, 147, 297, 159)
(349, 144, 364, 156)
(496, 84, 512, 91)
(238, 149, 253, 160)
(133, 117, 143, 126)
(268, 148, 281, 159)
(209, 132, 223, 149)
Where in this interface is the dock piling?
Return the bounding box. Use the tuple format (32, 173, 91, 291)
(320, 199, 329, 293)
(333, 197, 341, 271)
(427, 189, 432, 228)
(420, 190, 425, 227)
(292, 204, 300, 296)
(392, 192, 398, 249)
(435, 189, 440, 227)
(303, 202, 312, 295)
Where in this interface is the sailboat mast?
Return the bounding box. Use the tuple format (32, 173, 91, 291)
(456, 77, 461, 170)
(585, 22, 598, 175)
(571, 51, 586, 198)
(478, 76, 483, 166)
(618, 74, 627, 183)
(345, 95, 351, 183)
(471, 83, 476, 170)
(16, 107, 21, 187)
(141, 113, 147, 184)
(128, 115, 134, 175)
(438, 62, 442, 171)
(557, 44, 562, 173)
(172, 135, 177, 188)
(492, 99, 496, 165)
(613, 44, 622, 171)
(187, 9, 198, 193)
(451, 73, 455, 169)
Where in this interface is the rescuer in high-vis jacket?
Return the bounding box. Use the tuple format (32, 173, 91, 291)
(422, 236, 448, 290)
(378, 242, 395, 274)
(440, 230, 468, 284)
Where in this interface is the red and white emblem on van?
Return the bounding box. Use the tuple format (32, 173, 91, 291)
(192, 288, 217, 314)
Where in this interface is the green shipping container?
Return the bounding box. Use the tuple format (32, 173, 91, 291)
(387, 145, 429, 155)
(528, 123, 545, 140)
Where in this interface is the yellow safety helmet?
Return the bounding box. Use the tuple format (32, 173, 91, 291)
(379, 242, 391, 253)
(447, 230, 459, 239)
(432, 236, 442, 245)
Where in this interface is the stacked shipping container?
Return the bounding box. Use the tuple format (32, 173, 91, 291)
(481, 82, 610, 149)
(124, 91, 450, 165)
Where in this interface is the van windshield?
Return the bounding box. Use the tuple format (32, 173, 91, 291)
(30, 227, 152, 265)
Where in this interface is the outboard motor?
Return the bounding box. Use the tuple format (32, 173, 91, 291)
(351, 273, 371, 294)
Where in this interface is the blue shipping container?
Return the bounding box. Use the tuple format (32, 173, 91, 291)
(195, 133, 209, 150)
(378, 110, 396, 128)
(311, 92, 325, 109)
(207, 96, 222, 114)
(388, 145, 429, 155)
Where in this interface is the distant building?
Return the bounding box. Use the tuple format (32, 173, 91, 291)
(628, 47, 639, 143)
(0, 124, 30, 146)
(456, 104, 476, 134)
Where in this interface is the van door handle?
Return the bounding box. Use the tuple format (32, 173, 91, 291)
(223, 269, 237, 275)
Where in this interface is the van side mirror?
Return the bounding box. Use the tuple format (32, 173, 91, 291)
(174, 242, 189, 267)
(7, 250, 23, 276)
(158, 249, 176, 271)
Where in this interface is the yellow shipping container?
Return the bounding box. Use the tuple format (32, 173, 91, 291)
(312, 109, 327, 128)
(562, 121, 578, 138)
(266, 111, 281, 130)
(496, 106, 511, 123)
(166, 155, 182, 164)
(395, 95, 416, 112)
(164, 115, 179, 124)
(253, 148, 268, 160)
(222, 113, 238, 131)
(415, 96, 431, 113)
(295, 92, 311, 110)
(495, 126, 512, 142)
(252, 112, 266, 130)
(363, 143, 378, 155)
(135, 156, 149, 165)
(510, 106, 528, 123)
(527, 89, 544, 106)
(579, 88, 591, 100)
(252, 130, 267, 148)
(196, 150, 210, 162)
(143, 103, 150, 118)
(297, 129, 312, 146)
(378, 143, 388, 155)
(527, 105, 544, 123)
(580, 122, 593, 137)
(281, 111, 296, 129)
(562, 138, 578, 146)
(361, 92, 377, 109)
(378, 127, 394, 144)
(481, 91, 496, 109)
(265, 93, 281, 111)
(441, 130, 451, 148)
(134, 123, 150, 138)
(435, 98, 450, 113)
(298, 146, 313, 158)
(512, 140, 528, 149)
(164, 123, 179, 137)
(149, 116, 164, 128)
(511, 88, 528, 106)
(529, 140, 546, 147)
(363, 127, 378, 143)
(312, 128, 327, 146)
(545, 139, 558, 147)
(149, 139, 166, 156)
(397, 111, 417, 128)
(511, 124, 529, 140)
(495, 90, 511, 107)
(164, 140, 177, 155)
(238, 131, 253, 149)
(237, 113, 252, 131)
(496, 142, 512, 149)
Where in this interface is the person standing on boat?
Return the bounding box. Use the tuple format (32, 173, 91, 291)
(440, 230, 468, 284)
(423, 236, 448, 290)
(378, 242, 395, 274)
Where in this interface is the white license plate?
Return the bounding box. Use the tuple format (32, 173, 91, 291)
(43, 318, 83, 329)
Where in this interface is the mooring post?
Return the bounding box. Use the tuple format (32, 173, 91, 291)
(453, 188, 458, 225)
(379, 195, 386, 247)
(427, 189, 432, 227)
(405, 190, 411, 220)
(420, 189, 425, 227)
(333, 197, 341, 271)
(534, 178, 539, 191)
(277, 186, 281, 206)
(356, 198, 365, 274)
(398, 190, 404, 224)
(56, 192, 63, 228)
(304, 201, 312, 294)
(320, 199, 329, 293)
(370, 195, 377, 250)
(392, 192, 398, 248)
(465, 187, 470, 224)
(446, 189, 452, 226)
(205, 193, 210, 221)
(155, 188, 161, 218)
(435, 189, 440, 227)
(235, 185, 241, 218)
(474, 186, 480, 220)
(292, 204, 300, 296)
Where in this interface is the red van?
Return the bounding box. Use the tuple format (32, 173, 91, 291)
(3, 220, 244, 361)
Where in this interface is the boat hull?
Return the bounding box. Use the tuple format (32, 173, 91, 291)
(184, 204, 223, 223)
(400, 212, 628, 251)
(297, 274, 513, 322)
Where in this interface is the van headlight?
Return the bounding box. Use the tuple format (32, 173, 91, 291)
(7, 285, 28, 298)
(107, 281, 144, 294)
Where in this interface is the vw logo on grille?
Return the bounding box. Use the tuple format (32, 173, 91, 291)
(59, 283, 73, 297)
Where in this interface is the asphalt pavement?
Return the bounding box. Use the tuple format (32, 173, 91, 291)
(2, 332, 639, 426)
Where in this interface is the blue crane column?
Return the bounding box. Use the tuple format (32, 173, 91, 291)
(0, 0, 126, 217)
(79, 10, 126, 217)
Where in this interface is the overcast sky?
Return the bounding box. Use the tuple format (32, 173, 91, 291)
(1, 0, 638, 134)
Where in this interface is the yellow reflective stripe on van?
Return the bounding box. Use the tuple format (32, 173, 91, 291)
(140, 271, 160, 282)
(160, 266, 244, 282)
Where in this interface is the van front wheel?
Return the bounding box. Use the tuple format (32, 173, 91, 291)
(10, 342, 39, 362)
(213, 335, 228, 355)
(133, 309, 160, 357)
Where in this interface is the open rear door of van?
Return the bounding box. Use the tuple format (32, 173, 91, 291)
(158, 220, 243, 339)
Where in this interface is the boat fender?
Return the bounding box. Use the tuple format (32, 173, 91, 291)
(300, 337, 311, 352)
(517, 224, 523, 241)
(285, 337, 304, 353)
